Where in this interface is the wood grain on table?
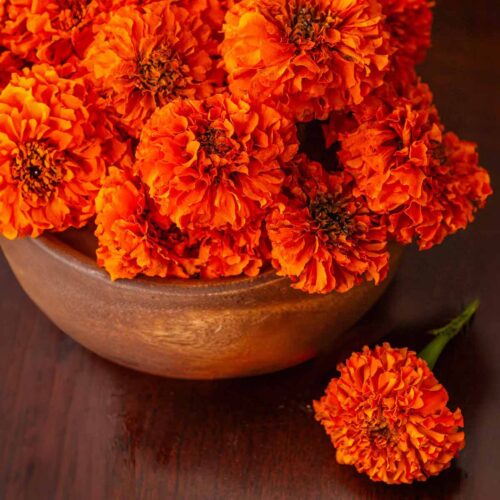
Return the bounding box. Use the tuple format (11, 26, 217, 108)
(1, 1, 499, 498)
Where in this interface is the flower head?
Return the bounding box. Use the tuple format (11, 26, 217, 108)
(386, 132, 492, 249)
(381, 0, 433, 68)
(339, 90, 439, 213)
(0, 0, 136, 65)
(266, 154, 388, 293)
(95, 166, 199, 280)
(0, 64, 105, 239)
(338, 86, 492, 249)
(322, 68, 433, 147)
(221, 0, 390, 121)
(136, 93, 297, 231)
(314, 343, 465, 484)
(82, 1, 216, 136)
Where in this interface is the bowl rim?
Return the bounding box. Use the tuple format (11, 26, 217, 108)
(23, 233, 288, 296)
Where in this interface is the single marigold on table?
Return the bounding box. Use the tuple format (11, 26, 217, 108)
(314, 343, 465, 484)
(82, 1, 217, 137)
(95, 166, 200, 281)
(338, 86, 492, 249)
(197, 220, 269, 279)
(0, 64, 105, 239)
(266, 154, 389, 294)
(221, 0, 390, 121)
(136, 93, 297, 231)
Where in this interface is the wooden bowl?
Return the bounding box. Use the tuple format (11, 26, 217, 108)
(0, 230, 403, 379)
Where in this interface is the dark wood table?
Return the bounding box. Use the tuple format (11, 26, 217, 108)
(1, 1, 499, 498)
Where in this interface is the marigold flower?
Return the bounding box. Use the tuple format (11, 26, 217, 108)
(266, 154, 389, 294)
(197, 220, 269, 279)
(0, 64, 105, 239)
(314, 343, 465, 484)
(82, 1, 216, 137)
(95, 166, 199, 280)
(136, 93, 297, 231)
(386, 132, 492, 249)
(322, 69, 433, 148)
(338, 89, 492, 249)
(0, 0, 138, 65)
(221, 0, 390, 121)
(173, 0, 238, 90)
(381, 0, 433, 68)
(339, 89, 442, 213)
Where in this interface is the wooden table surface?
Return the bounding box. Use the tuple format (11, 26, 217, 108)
(1, 1, 499, 499)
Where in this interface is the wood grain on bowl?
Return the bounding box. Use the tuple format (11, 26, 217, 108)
(0, 230, 402, 379)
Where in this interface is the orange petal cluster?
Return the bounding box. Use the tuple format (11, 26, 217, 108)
(0, 0, 141, 65)
(177, 0, 237, 38)
(95, 166, 199, 280)
(381, 0, 433, 68)
(197, 221, 268, 279)
(221, 0, 390, 121)
(82, 1, 216, 137)
(0, 64, 105, 239)
(387, 132, 492, 249)
(338, 81, 492, 249)
(267, 154, 388, 293)
(314, 343, 465, 484)
(136, 94, 297, 231)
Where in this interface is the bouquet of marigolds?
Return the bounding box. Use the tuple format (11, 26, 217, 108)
(0, 0, 492, 293)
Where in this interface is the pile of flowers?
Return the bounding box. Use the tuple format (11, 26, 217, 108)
(0, 0, 492, 293)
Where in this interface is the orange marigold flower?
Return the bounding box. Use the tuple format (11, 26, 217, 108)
(0, 0, 140, 65)
(221, 0, 390, 121)
(338, 89, 492, 249)
(197, 220, 268, 279)
(173, 0, 238, 90)
(314, 343, 465, 484)
(0, 64, 105, 239)
(82, 1, 216, 137)
(95, 166, 199, 280)
(322, 69, 433, 148)
(176, 0, 237, 91)
(136, 93, 297, 231)
(386, 132, 492, 249)
(381, 0, 433, 68)
(266, 154, 389, 294)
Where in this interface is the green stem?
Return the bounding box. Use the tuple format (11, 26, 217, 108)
(419, 300, 479, 370)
